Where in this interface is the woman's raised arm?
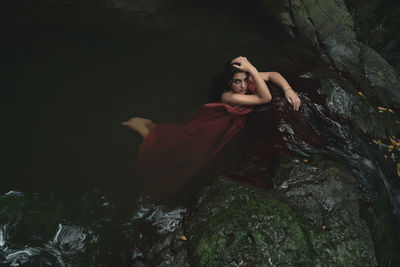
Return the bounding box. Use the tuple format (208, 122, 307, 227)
(258, 71, 301, 111)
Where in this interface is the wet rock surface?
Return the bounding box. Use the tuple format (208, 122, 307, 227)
(198, 68, 400, 265)
(246, 0, 400, 243)
(348, 0, 400, 69)
(0, 192, 99, 266)
(0, 191, 191, 266)
(250, 0, 400, 107)
(185, 175, 376, 266)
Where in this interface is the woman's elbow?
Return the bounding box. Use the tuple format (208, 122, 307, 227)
(261, 96, 272, 104)
(268, 71, 280, 77)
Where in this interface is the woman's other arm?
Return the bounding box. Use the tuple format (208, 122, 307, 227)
(259, 72, 301, 111)
(221, 57, 272, 106)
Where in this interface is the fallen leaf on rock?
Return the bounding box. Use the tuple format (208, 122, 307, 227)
(378, 107, 388, 111)
(373, 139, 382, 145)
(358, 91, 366, 98)
(180, 235, 187, 241)
(388, 109, 395, 114)
(390, 137, 400, 146)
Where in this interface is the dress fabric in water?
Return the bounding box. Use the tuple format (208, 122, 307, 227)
(136, 86, 256, 196)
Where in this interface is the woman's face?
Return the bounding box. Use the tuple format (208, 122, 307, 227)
(230, 72, 248, 94)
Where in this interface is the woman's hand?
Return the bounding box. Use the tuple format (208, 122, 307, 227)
(284, 88, 301, 111)
(231, 56, 256, 72)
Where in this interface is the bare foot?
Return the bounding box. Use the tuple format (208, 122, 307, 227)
(121, 117, 156, 138)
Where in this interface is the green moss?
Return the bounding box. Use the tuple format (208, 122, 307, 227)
(187, 178, 376, 266)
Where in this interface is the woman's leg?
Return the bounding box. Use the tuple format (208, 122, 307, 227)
(121, 117, 156, 138)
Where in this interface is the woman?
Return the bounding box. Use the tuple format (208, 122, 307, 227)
(122, 56, 300, 196)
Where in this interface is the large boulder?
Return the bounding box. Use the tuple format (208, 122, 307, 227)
(250, 0, 400, 106)
(185, 172, 376, 266)
(273, 157, 400, 265)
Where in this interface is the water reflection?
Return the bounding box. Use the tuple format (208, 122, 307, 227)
(0, 191, 95, 266)
(131, 195, 186, 234)
(0, 190, 188, 266)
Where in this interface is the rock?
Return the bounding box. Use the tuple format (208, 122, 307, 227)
(256, 0, 362, 75)
(359, 190, 400, 266)
(264, 77, 400, 266)
(185, 176, 377, 266)
(350, 0, 400, 69)
(360, 43, 400, 106)
(0, 192, 62, 246)
(307, 69, 398, 138)
(272, 157, 378, 261)
(0, 192, 98, 266)
(253, 0, 400, 107)
(148, 230, 190, 266)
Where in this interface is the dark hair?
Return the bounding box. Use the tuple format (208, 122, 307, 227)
(208, 62, 249, 102)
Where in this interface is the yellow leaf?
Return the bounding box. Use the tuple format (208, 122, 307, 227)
(388, 109, 395, 114)
(388, 145, 395, 149)
(397, 163, 400, 169)
(378, 107, 388, 111)
(358, 91, 365, 98)
(303, 159, 309, 163)
(389, 137, 400, 146)
(180, 235, 187, 241)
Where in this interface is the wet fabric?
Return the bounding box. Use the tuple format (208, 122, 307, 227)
(136, 84, 256, 196)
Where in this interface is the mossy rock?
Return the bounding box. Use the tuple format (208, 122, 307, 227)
(186, 177, 376, 266)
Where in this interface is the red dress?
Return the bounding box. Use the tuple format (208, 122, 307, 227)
(136, 87, 256, 196)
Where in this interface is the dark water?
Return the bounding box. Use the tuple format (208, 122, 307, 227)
(0, 0, 299, 192)
(0, 1, 320, 265)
